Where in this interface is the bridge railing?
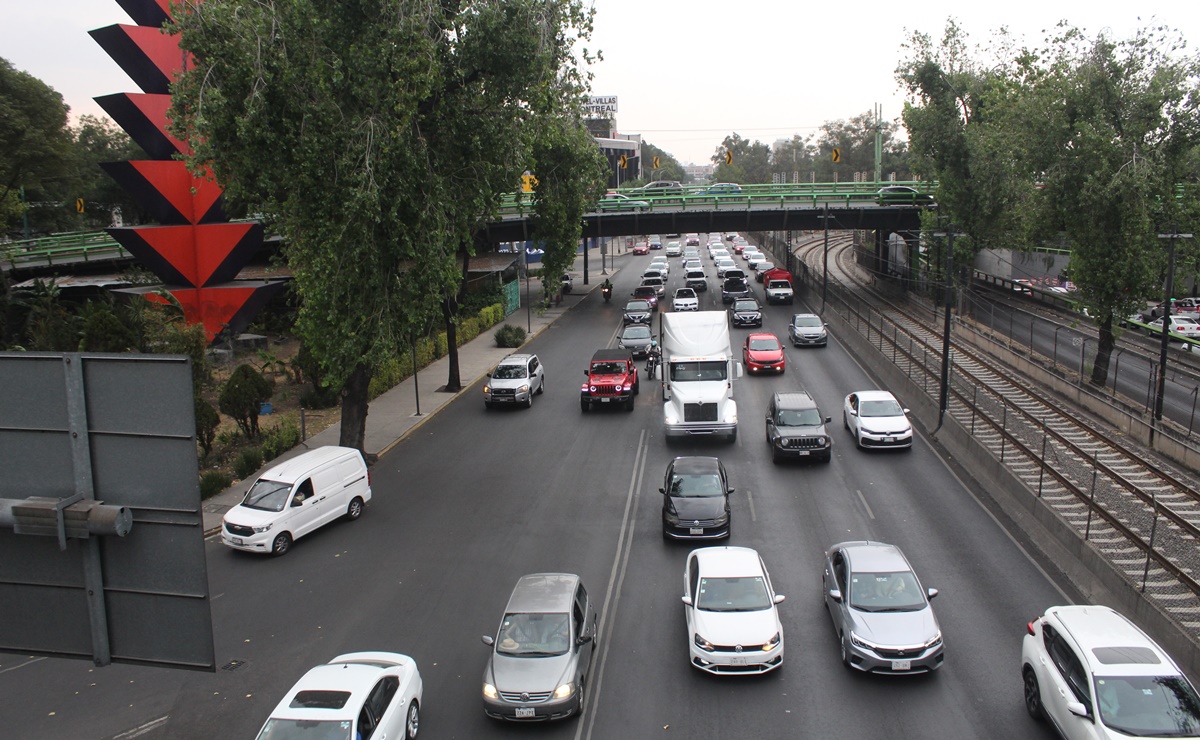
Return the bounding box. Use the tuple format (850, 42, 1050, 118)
(1, 231, 130, 271)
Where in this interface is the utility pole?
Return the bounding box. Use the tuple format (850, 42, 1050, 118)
(934, 226, 956, 430)
(821, 205, 830, 312)
(1154, 230, 1193, 423)
(873, 103, 883, 185)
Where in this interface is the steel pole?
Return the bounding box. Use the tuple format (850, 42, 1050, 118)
(938, 228, 954, 425)
(1155, 232, 1192, 422)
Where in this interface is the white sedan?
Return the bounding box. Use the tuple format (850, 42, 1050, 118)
(672, 288, 699, 312)
(843, 390, 914, 449)
(256, 652, 423, 739)
(683, 547, 785, 675)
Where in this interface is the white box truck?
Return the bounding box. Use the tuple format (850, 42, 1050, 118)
(658, 311, 742, 441)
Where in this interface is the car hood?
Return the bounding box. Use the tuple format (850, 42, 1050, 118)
(223, 504, 281, 528)
(489, 377, 531, 389)
(792, 325, 824, 336)
(667, 495, 726, 520)
(486, 651, 574, 693)
(776, 424, 825, 440)
(694, 607, 779, 646)
(589, 373, 630, 384)
(746, 349, 783, 362)
(849, 607, 938, 647)
(732, 308, 760, 317)
(858, 415, 911, 434)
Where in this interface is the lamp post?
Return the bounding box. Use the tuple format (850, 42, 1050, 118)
(932, 225, 956, 431)
(821, 205, 830, 312)
(1154, 230, 1193, 424)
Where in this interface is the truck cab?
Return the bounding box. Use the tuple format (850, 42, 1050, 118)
(660, 312, 742, 442)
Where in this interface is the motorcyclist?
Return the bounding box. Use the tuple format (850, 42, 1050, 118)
(601, 278, 613, 302)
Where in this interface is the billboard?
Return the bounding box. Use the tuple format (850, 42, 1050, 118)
(584, 95, 618, 117)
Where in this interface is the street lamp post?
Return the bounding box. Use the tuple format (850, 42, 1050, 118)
(931, 225, 956, 432)
(1154, 230, 1193, 424)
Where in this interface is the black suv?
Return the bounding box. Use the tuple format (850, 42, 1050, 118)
(721, 276, 752, 304)
(729, 298, 762, 327)
(765, 391, 832, 463)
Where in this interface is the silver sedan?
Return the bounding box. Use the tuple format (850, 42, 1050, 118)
(822, 541, 943, 674)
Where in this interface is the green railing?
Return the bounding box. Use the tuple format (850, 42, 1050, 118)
(2, 230, 130, 270)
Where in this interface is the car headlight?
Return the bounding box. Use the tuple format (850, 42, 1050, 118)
(924, 632, 943, 650)
(665, 415, 678, 425)
(553, 682, 574, 699)
(252, 524, 272, 533)
(483, 683, 498, 699)
(590, 385, 597, 393)
(725, 410, 737, 424)
(713, 512, 729, 526)
(518, 385, 529, 393)
(694, 633, 714, 652)
(850, 632, 875, 651)
(860, 427, 878, 435)
(763, 632, 781, 651)
(483, 385, 491, 393)
(622, 384, 632, 391)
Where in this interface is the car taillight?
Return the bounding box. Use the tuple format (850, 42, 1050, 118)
(1026, 621, 1038, 636)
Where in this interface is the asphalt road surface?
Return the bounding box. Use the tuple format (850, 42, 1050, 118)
(1, 238, 1067, 739)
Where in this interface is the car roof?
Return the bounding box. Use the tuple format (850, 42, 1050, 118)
(773, 390, 816, 409)
(692, 546, 764, 577)
(505, 573, 580, 612)
(591, 348, 632, 362)
(669, 456, 722, 476)
(1048, 605, 1180, 676)
(836, 541, 912, 572)
(272, 653, 417, 720)
(854, 390, 899, 403)
(498, 353, 534, 365)
(257, 446, 362, 484)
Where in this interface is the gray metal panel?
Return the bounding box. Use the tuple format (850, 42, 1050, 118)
(0, 352, 215, 671)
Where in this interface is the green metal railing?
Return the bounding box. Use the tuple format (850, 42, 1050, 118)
(1, 230, 130, 271)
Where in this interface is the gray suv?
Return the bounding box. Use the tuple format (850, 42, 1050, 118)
(766, 391, 832, 463)
(481, 573, 598, 721)
(484, 353, 545, 409)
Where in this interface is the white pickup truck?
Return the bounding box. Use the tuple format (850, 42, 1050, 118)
(765, 278, 794, 305)
(659, 312, 742, 441)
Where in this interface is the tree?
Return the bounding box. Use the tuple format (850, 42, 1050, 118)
(712, 133, 771, 183)
(219, 364, 273, 438)
(640, 142, 687, 182)
(71, 115, 146, 227)
(170, 0, 599, 448)
(813, 111, 912, 183)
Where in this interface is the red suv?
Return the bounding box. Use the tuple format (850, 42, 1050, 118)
(581, 349, 639, 412)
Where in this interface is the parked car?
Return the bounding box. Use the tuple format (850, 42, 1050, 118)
(823, 541, 943, 674)
(1022, 604, 1200, 739)
(788, 313, 828, 347)
(619, 324, 655, 358)
(742, 333, 785, 375)
(581, 349, 638, 412)
(484, 353, 545, 409)
(673, 287, 699, 312)
(766, 391, 831, 463)
(560, 274, 573, 293)
(222, 446, 370, 556)
(598, 193, 649, 210)
(623, 299, 653, 325)
(875, 185, 934, 206)
(631, 285, 659, 310)
(683, 546, 785, 674)
(729, 298, 762, 327)
(255, 652, 423, 740)
(660, 456, 732, 540)
(843, 390, 913, 449)
(481, 573, 597, 721)
(722, 278, 753, 305)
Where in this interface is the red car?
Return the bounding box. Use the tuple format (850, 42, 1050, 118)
(631, 285, 659, 310)
(743, 333, 786, 374)
(732, 243, 747, 254)
(632, 243, 649, 255)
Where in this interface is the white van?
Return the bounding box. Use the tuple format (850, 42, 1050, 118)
(221, 446, 371, 556)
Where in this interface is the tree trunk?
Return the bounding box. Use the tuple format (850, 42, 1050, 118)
(443, 250, 470, 392)
(339, 362, 371, 452)
(1089, 315, 1115, 388)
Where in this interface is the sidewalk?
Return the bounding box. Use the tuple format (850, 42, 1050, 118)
(201, 251, 624, 533)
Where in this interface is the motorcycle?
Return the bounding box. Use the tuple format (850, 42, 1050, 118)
(601, 284, 613, 303)
(645, 341, 661, 379)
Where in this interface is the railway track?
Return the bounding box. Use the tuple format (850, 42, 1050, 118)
(789, 235, 1200, 634)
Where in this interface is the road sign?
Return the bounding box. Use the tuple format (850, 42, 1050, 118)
(619, 154, 628, 169)
(76, 198, 85, 213)
(521, 174, 538, 193)
(832, 148, 841, 163)
(724, 151, 733, 166)
(652, 156, 661, 169)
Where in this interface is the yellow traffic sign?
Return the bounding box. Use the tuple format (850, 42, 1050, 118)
(521, 174, 539, 193)
(76, 198, 85, 213)
(831, 148, 841, 163)
(724, 151, 733, 166)
(652, 156, 661, 169)
(619, 154, 628, 169)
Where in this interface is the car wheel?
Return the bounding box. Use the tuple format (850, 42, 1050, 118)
(771, 446, 782, 464)
(842, 412, 849, 430)
(346, 497, 364, 520)
(574, 677, 587, 718)
(525, 393, 533, 409)
(820, 451, 832, 464)
(537, 376, 545, 394)
(405, 700, 420, 738)
(728, 427, 737, 442)
(271, 532, 292, 557)
(839, 636, 851, 668)
(625, 398, 635, 411)
(581, 399, 590, 412)
(1023, 668, 1045, 720)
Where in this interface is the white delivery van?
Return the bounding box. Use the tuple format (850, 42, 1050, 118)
(221, 446, 371, 556)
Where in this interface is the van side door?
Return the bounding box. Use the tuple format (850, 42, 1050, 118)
(289, 478, 323, 538)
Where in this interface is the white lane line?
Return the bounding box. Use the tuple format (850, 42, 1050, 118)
(856, 489, 875, 519)
(113, 716, 170, 738)
(0, 656, 45, 675)
(747, 489, 757, 522)
(577, 429, 648, 740)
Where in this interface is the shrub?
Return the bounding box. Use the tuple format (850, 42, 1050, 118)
(219, 364, 273, 437)
(199, 470, 233, 499)
(369, 357, 403, 399)
(260, 420, 301, 460)
(495, 324, 527, 348)
(194, 396, 220, 458)
(460, 317, 481, 345)
(300, 386, 339, 409)
(234, 447, 264, 479)
(433, 332, 449, 358)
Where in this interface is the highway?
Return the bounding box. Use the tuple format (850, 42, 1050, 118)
(1, 237, 1067, 739)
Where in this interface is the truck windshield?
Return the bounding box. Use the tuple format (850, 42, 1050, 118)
(670, 361, 728, 382)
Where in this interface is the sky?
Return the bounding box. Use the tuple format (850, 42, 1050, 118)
(5, 1, 1200, 165)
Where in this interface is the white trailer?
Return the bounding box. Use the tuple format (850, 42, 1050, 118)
(659, 311, 741, 441)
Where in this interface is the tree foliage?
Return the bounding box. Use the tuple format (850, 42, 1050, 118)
(219, 364, 273, 438)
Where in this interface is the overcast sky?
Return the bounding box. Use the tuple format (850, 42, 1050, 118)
(6, 1, 1200, 165)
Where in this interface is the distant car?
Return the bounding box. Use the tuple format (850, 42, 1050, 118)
(746, 254, 771, 272)
(732, 243, 747, 255)
(1150, 315, 1200, 341)
(673, 288, 699, 312)
(641, 180, 683, 193)
(743, 333, 785, 375)
(660, 456, 732, 540)
(683, 546, 785, 674)
(765, 279, 793, 305)
(481, 573, 597, 721)
(618, 323, 655, 358)
(560, 274, 573, 293)
(1022, 604, 1200, 738)
(788, 313, 827, 347)
(643, 268, 667, 282)
(742, 249, 764, 264)
(665, 241, 683, 257)
(631, 286, 659, 310)
(685, 234, 701, 247)
(726, 233, 739, 241)
(722, 278, 752, 305)
(484, 353, 545, 409)
(823, 541, 943, 674)
(766, 391, 831, 463)
(599, 193, 650, 210)
(631, 243, 649, 255)
(648, 237, 663, 250)
(623, 300, 653, 326)
(875, 185, 934, 206)
(754, 262, 777, 282)
(715, 259, 737, 279)
(729, 298, 762, 327)
(256, 652, 423, 740)
(681, 258, 703, 273)
(649, 258, 670, 276)
(843, 390, 913, 449)
(641, 275, 667, 299)
(698, 182, 743, 196)
(685, 269, 708, 293)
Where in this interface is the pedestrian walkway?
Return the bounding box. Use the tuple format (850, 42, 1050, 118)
(202, 251, 624, 533)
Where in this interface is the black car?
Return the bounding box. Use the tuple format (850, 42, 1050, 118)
(766, 391, 832, 463)
(660, 456, 732, 540)
(721, 276, 752, 304)
(729, 298, 762, 327)
(623, 299, 652, 325)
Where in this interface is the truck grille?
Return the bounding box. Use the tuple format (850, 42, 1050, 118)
(684, 403, 718, 422)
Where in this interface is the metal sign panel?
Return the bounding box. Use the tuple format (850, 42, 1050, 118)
(584, 95, 617, 116)
(0, 352, 215, 670)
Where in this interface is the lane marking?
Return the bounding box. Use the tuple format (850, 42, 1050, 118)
(747, 489, 757, 522)
(856, 489, 875, 519)
(577, 429, 647, 740)
(0, 656, 45, 675)
(113, 716, 170, 738)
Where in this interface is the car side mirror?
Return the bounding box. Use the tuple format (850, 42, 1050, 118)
(828, 588, 843, 603)
(681, 595, 693, 606)
(727, 488, 735, 495)
(584, 370, 590, 377)
(577, 634, 593, 646)
(903, 408, 911, 414)
(481, 635, 494, 646)
(927, 588, 938, 600)
(825, 417, 832, 423)
(773, 594, 786, 604)
(658, 487, 666, 494)
(486, 371, 492, 378)
(1066, 700, 1089, 718)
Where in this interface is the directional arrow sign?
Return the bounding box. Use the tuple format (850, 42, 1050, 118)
(652, 156, 661, 169)
(832, 148, 841, 163)
(724, 151, 733, 166)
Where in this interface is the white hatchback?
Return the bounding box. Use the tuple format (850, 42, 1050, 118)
(683, 547, 785, 675)
(843, 390, 913, 450)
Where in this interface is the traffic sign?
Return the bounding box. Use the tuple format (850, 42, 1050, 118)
(619, 154, 628, 169)
(521, 173, 539, 193)
(724, 150, 733, 166)
(76, 197, 85, 213)
(652, 156, 661, 169)
(831, 148, 841, 163)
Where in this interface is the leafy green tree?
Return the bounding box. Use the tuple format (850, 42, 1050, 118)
(194, 396, 220, 459)
(79, 305, 136, 352)
(219, 364, 273, 438)
(712, 133, 771, 183)
(640, 142, 687, 182)
(70, 115, 146, 228)
(171, 0, 599, 445)
(12, 279, 77, 351)
(813, 111, 911, 183)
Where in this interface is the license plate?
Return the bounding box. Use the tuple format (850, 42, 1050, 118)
(730, 656, 747, 666)
(796, 450, 809, 456)
(231, 537, 243, 546)
(689, 527, 704, 535)
(515, 707, 535, 718)
(883, 437, 893, 443)
(601, 397, 610, 403)
(891, 660, 911, 671)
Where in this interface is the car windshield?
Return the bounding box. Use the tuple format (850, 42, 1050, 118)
(1094, 675, 1200, 736)
(676, 290, 696, 299)
(256, 718, 352, 740)
(492, 364, 527, 379)
(495, 612, 570, 657)
(591, 362, 626, 375)
(749, 338, 780, 351)
(242, 479, 292, 512)
(668, 472, 724, 498)
(670, 361, 728, 382)
(794, 316, 822, 328)
(622, 326, 651, 340)
(643, 278, 663, 286)
(849, 571, 926, 612)
(697, 576, 771, 612)
(734, 300, 758, 311)
(860, 399, 904, 417)
(776, 408, 822, 426)
(626, 301, 649, 311)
